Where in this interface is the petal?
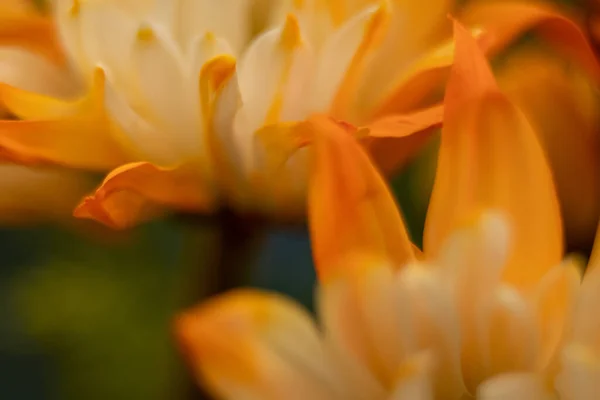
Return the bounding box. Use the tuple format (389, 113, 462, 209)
(0, 48, 78, 100)
(131, 24, 201, 159)
(317, 259, 416, 389)
(309, 3, 390, 120)
(361, 104, 443, 174)
(424, 21, 563, 289)
(175, 289, 344, 400)
(477, 373, 551, 400)
(497, 48, 600, 249)
(0, 165, 87, 224)
(236, 14, 313, 133)
(0, 6, 65, 64)
(569, 255, 600, 349)
(155, 0, 253, 55)
(387, 352, 435, 400)
(363, 25, 470, 117)
(0, 68, 131, 170)
(396, 264, 464, 398)
(73, 161, 214, 230)
(531, 258, 582, 371)
(555, 343, 600, 400)
(306, 114, 415, 282)
(460, 1, 600, 82)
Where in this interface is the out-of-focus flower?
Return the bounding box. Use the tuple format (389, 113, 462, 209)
(174, 22, 600, 399)
(0, 0, 453, 229)
(0, 0, 592, 229)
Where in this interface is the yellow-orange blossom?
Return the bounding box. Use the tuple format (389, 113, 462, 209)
(0, 0, 595, 228)
(175, 21, 600, 399)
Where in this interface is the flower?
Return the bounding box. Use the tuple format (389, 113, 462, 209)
(0, 0, 447, 229)
(174, 20, 600, 399)
(0, 0, 591, 229)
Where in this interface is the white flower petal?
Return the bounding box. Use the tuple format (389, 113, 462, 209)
(78, 1, 138, 86)
(309, 3, 386, 118)
(130, 23, 201, 161)
(236, 15, 314, 133)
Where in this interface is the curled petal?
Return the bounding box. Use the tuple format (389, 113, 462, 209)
(362, 104, 443, 174)
(461, 1, 600, 81)
(175, 289, 342, 400)
(73, 162, 215, 229)
(307, 115, 415, 281)
(424, 21, 563, 289)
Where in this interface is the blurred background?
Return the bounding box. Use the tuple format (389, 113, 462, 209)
(2, 0, 600, 399)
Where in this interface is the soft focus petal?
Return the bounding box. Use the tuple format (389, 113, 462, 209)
(0, 165, 87, 224)
(0, 67, 131, 169)
(367, 35, 458, 118)
(0, 48, 78, 110)
(477, 373, 552, 400)
(362, 104, 443, 174)
(236, 14, 313, 133)
(0, 4, 65, 64)
(461, 0, 600, 81)
(424, 21, 563, 289)
(317, 260, 414, 392)
(313, 3, 390, 120)
(497, 48, 600, 249)
(531, 258, 582, 371)
(175, 289, 343, 400)
(73, 162, 214, 230)
(307, 114, 415, 281)
(555, 344, 600, 400)
(387, 352, 434, 400)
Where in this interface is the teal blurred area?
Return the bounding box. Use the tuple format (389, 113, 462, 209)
(0, 220, 321, 399)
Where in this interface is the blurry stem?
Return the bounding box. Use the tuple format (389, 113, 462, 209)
(203, 209, 266, 297)
(182, 209, 266, 400)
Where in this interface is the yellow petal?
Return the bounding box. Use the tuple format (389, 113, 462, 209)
(175, 289, 341, 400)
(73, 162, 215, 230)
(424, 21, 563, 289)
(0, 68, 131, 170)
(307, 114, 415, 282)
(461, 0, 600, 82)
